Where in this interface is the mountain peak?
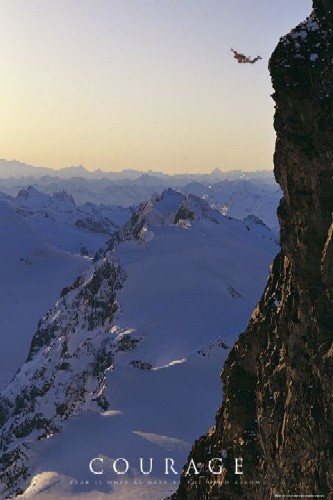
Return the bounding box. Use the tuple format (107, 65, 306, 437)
(50, 191, 76, 207)
(17, 185, 39, 198)
(17, 186, 49, 207)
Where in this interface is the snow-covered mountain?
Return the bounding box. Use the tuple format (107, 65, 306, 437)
(0, 176, 281, 234)
(0, 190, 278, 499)
(0, 160, 281, 230)
(182, 180, 281, 232)
(0, 201, 90, 392)
(4, 186, 131, 256)
(0, 187, 131, 390)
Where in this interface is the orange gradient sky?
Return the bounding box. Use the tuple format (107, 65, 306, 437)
(0, 0, 311, 173)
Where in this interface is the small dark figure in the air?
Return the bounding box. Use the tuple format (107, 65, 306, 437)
(231, 48, 262, 64)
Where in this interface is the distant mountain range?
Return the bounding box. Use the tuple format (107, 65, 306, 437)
(0, 160, 282, 231)
(0, 159, 143, 180)
(0, 158, 275, 183)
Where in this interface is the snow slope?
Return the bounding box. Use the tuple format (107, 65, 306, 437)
(0, 190, 278, 499)
(5, 186, 131, 256)
(0, 201, 89, 390)
(182, 179, 281, 231)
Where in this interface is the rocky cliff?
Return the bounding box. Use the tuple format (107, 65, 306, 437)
(174, 2, 333, 499)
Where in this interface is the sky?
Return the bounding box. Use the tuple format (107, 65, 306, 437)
(0, 0, 312, 174)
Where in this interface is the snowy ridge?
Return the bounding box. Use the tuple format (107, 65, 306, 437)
(4, 187, 132, 256)
(0, 255, 127, 495)
(182, 180, 281, 231)
(0, 201, 90, 391)
(105, 188, 274, 254)
(17, 186, 75, 210)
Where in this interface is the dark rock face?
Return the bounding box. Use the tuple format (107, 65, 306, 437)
(174, 3, 333, 499)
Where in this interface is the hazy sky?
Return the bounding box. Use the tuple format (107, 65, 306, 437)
(0, 0, 312, 173)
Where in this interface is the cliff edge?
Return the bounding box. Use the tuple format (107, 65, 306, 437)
(174, 1, 333, 498)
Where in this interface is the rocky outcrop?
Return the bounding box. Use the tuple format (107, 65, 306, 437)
(74, 215, 116, 234)
(174, 2, 333, 499)
(98, 189, 230, 255)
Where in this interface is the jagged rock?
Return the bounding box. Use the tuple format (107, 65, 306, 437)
(74, 215, 115, 234)
(174, 2, 333, 499)
(129, 360, 153, 370)
(102, 189, 242, 259)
